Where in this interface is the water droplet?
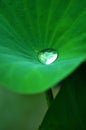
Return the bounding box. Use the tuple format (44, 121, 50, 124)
(38, 49, 58, 65)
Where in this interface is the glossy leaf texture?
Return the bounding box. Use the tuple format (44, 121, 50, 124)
(39, 63, 86, 130)
(0, 0, 86, 93)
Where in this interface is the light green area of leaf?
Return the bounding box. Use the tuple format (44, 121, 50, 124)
(39, 63, 86, 130)
(0, 0, 86, 93)
(0, 87, 48, 130)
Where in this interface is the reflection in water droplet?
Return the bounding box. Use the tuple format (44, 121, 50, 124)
(38, 49, 58, 65)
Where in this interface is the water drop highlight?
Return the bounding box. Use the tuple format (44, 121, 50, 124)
(38, 49, 58, 65)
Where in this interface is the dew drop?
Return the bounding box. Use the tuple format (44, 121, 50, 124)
(38, 49, 58, 65)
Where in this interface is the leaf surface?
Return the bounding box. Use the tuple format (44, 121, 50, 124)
(0, 0, 86, 93)
(39, 63, 86, 130)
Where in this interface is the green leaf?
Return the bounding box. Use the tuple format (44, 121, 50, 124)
(0, 0, 86, 93)
(39, 63, 86, 130)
